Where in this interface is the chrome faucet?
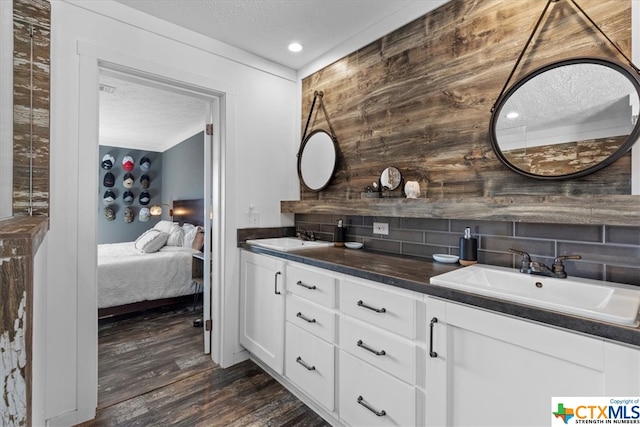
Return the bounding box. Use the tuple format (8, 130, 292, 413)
(509, 249, 581, 279)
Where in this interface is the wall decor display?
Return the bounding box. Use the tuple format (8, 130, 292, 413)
(139, 191, 150, 205)
(123, 190, 134, 205)
(140, 156, 150, 171)
(103, 190, 116, 206)
(123, 173, 134, 188)
(98, 146, 164, 243)
(124, 206, 134, 223)
(104, 206, 115, 221)
(101, 154, 115, 170)
(139, 207, 150, 222)
(103, 172, 115, 187)
(122, 155, 135, 171)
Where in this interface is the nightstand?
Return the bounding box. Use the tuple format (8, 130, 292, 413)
(192, 252, 205, 310)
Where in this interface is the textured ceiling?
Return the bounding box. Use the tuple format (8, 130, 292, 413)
(99, 73, 208, 152)
(111, 0, 425, 69)
(497, 63, 638, 131)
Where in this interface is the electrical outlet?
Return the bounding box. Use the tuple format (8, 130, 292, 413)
(373, 222, 389, 235)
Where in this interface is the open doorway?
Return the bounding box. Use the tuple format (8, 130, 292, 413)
(95, 66, 220, 407)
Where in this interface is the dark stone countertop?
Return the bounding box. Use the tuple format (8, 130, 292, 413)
(240, 243, 640, 348)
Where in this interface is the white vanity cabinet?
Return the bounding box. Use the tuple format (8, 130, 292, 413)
(284, 262, 337, 412)
(425, 296, 640, 427)
(239, 250, 286, 374)
(338, 276, 423, 427)
(239, 249, 640, 427)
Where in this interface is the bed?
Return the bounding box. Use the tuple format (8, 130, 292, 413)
(98, 199, 205, 318)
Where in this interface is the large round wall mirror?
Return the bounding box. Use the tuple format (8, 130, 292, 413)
(298, 129, 337, 191)
(489, 58, 640, 180)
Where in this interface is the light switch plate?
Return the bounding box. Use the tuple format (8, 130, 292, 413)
(247, 211, 260, 227)
(373, 222, 389, 235)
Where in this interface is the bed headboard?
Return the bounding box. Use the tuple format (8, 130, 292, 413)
(172, 199, 204, 227)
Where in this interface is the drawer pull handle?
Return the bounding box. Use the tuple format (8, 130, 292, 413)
(357, 395, 386, 417)
(274, 271, 282, 295)
(429, 317, 438, 358)
(296, 356, 316, 371)
(296, 312, 316, 323)
(357, 300, 386, 313)
(357, 339, 386, 356)
(296, 280, 317, 290)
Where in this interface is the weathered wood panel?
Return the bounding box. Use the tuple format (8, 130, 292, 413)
(283, 194, 640, 226)
(300, 0, 633, 202)
(0, 215, 48, 427)
(13, 0, 50, 216)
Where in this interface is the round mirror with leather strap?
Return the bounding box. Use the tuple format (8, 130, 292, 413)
(298, 129, 337, 191)
(489, 58, 640, 180)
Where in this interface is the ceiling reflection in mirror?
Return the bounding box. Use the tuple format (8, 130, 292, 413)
(490, 58, 640, 179)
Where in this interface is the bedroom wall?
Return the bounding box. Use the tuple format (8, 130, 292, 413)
(97, 146, 162, 244)
(161, 131, 205, 221)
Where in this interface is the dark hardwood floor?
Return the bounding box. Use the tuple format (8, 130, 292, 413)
(78, 303, 329, 426)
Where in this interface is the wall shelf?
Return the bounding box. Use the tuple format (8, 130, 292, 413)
(282, 195, 640, 226)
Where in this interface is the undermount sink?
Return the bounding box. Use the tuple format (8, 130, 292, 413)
(430, 264, 640, 326)
(246, 237, 334, 252)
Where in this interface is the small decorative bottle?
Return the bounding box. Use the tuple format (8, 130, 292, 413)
(335, 219, 345, 247)
(459, 227, 478, 266)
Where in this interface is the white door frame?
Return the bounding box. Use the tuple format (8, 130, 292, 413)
(76, 41, 231, 419)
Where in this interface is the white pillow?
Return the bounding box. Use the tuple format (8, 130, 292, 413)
(154, 220, 177, 234)
(134, 229, 169, 253)
(183, 226, 198, 248)
(154, 220, 184, 246)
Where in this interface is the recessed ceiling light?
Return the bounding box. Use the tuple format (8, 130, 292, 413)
(506, 111, 519, 119)
(288, 42, 303, 53)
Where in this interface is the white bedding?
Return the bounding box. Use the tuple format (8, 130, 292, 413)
(98, 242, 199, 309)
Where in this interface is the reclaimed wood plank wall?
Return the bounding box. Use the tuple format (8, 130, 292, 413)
(300, 0, 632, 201)
(13, 0, 50, 216)
(0, 216, 47, 427)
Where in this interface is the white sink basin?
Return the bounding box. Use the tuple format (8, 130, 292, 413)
(246, 237, 334, 252)
(430, 264, 640, 326)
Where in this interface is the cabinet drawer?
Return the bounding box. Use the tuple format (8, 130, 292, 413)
(286, 294, 335, 343)
(339, 350, 415, 427)
(285, 323, 335, 411)
(340, 317, 415, 384)
(287, 263, 335, 308)
(339, 279, 415, 339)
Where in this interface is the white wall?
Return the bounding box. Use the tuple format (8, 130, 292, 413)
(48, 0, 298, 424)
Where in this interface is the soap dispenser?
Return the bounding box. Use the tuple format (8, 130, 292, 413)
(459, 227, 478, 266)
(335, 219, 345, 247)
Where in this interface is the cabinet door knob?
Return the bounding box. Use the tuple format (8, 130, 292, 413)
(296, 312, 316, 323)
(357, 339, 386, 356)
(357, 300, 386, 313)
(296, 280, 317, 290)
(357, 395, 386, 417)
